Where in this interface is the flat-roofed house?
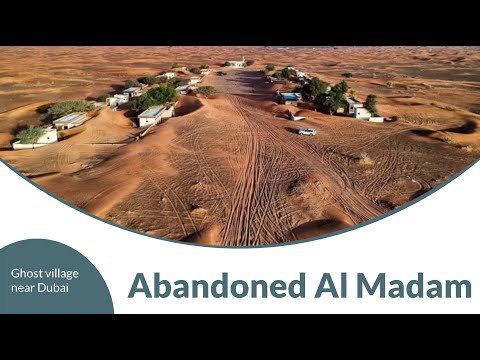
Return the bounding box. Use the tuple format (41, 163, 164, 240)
(175, 85, 190, 95)
(189, 77, 202, 85)
(156, 72, 176, 79)
(340, 97, 363, 114)
(13, 127, 58, 150)
(137, 104, 176, 128)
(226, 56, 246, 68)
(123, 87, 143, 99)
(353, 107, 384, 122)
(53, 112, 90, 130)
(106, 94, 129, 108)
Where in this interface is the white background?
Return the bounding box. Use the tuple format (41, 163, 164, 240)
(0, 160, 478, 313)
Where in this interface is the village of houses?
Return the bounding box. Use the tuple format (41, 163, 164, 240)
(11, 56, 389, 150)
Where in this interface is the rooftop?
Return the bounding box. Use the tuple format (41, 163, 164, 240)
(345, 97, 362, 104)
(176, 85, 190, 91)
(138, 106, 166, 118)
(280, 92, 301, 101)
(124, 87, 141, 93)
(53, 112, 89, 125)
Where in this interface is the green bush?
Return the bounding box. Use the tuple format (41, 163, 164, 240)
(281, 67, 296, 79)
(125, 79, 142, 88)
(168, 77, 189, 88)
(265, 64, 275, 72)
(137, 76, 158, 85)
(96, 93, 110, 102)
(223, 61, 231, 67)
(365, 94, 378, 114)
(48, 100, 94, 118)
(16, 126, 46, 144)
(190, 67, 202, 74)
(129, 84, 177, 112)
(342, 72, 353, 78)
(195, 86, 216, 98)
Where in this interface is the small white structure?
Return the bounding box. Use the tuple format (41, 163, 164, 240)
(106, 94, 129, 107)
(200, 69, 210, 75)
(353, 107, 384, 122)
(189, 77, 202, 85)
(175, 85, 190, 95)
(341, 97, 363, 114)
(226, 56, 246, 68)
(123, 87, 143, 99)
(137, 105, 175, 128)
(91, 102, 106, 110)
(13, 127, 58, 150)
(157, 72, 176, 79)
(53, 112, 90, 130)
(280, 92, 302, 106)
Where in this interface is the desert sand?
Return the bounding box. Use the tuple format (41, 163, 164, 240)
(0, 46, 479, 246)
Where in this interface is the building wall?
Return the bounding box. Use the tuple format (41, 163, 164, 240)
(139, 117, 155, 128)
(13, 129, 57, 150)
(354, 108, 372, 120)
(369, 116, 384, 123)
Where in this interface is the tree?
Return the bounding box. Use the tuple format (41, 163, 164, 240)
(16, 126, 46, 144)
(137, 76, 159, 85)
(265, 64, 275, 72)
(129, 84, 177, 112)
(322, 91, 346, 115)
(365, 94, 378, 114)
(190, 67, 202, 74)
(342, 72, 353, 78)
(281, 67, 296, 79)
(195, 86, 216, 98)
(47, 100, 94, 118)
(333, 80, 349, 95)
(125, 79, 142, 88)
(96, 93, 110, 102)
(245, 60, 255, 66)
(168, 77, 189, 88)
(301, 77, 329, 103)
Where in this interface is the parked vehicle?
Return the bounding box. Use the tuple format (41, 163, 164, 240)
(298, 128, 317, 136)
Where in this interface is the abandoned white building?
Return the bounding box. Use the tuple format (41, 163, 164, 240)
(200, 69, 210, 75)
(123, 87, 143, 99)
(189, 77, 202, 85)
(156, 72, 176, 79)
(353, 107, 384, 122)
(137, 105, 175, 128)
(338, 97, 363, 114)
(106, 94, 129, 108)
(226, 56, 246, 68)
(175, 85, 191, 95)
(53, 112, 91, 130)
(12, 127, 58, 150)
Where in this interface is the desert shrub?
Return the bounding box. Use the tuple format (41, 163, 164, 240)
(200, 64, 209, 69)
(359, 152, 374, 165)
(442, 136, 453, 143)
(463, 145, 474, 153)
(245, 60, 255, 66)
(168, 77, 189, 88)
(137, 76, 158, 85)
(16, 126, 46, 144)
(265, 64, 275, 72)
(129, 84, 177, 112)
(430, 102, 437, 106)
(190, 67, 202, 74)
(195, 86, 216, 98)
(171, 63, 179, 69)
(445, 106, 454, 111)
(48, 100, 94, 118)
(223, 61, 231, 67)
(365, 94, 378, 114)
(281, 67, 296, 79)
(342, 72, 353, 78)
(125, 79, 142, 88)
(386, 81, 393, 88)
(96, 93, 110, 102)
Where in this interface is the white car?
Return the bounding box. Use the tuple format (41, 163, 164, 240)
(298, 128, 317, 136)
